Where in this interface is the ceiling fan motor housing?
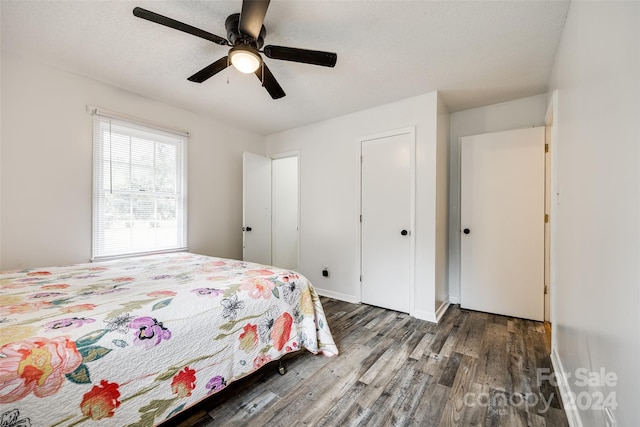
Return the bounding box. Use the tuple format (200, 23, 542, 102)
(225, 13, 265, 48)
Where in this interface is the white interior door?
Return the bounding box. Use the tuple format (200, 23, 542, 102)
(243, 152, 271, 265)
(271, 155, 299, 270)
(460, 127, 545, 321)
(361, 129, 414, 314)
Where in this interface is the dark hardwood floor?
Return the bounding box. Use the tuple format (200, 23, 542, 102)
(163, 298, 569, 427)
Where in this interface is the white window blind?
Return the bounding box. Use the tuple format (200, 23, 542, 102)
(92, 114, 187, 261)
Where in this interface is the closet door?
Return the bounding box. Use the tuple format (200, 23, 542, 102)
(361, 128, 414, 313)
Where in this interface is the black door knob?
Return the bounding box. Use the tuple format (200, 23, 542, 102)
(401, 230, 408, 236)
(463, 228, 470, 234)
(243, 226, 252, 232)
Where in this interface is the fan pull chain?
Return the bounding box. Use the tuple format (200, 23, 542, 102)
(226, 56, 230, 85)
(261, 60, 265, 87)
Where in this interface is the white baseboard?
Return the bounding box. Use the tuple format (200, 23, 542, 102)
(315, 289, 451, 325)
(449, 295, 460, 304)
(413, 309, 437, 323)
(435, 300, 450, 322)
(414, 301, 450, 323)
(314, 288, 360, 304)
(550, 347, 583, 427)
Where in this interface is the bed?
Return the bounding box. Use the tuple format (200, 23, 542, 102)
(0, 252, 338, 426)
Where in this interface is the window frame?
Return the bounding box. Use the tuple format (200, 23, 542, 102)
(91, 112, 188, 261)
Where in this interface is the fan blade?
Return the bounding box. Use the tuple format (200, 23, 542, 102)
(133, 7, 228, 46)
(239, 0, 270, 40)
(254, 63, 285, 99)
(263, 45, 337, 67)
(188, 57, 229, 83)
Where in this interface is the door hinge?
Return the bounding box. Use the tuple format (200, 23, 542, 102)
(360, 275, 362, 282)
(544, 214, 549, 223)
(360, 215, 362, 223)
(545, 143, 549, 153)
(544, 285, 548, 295)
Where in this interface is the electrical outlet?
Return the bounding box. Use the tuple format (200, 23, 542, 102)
(604, 408, 616, 427)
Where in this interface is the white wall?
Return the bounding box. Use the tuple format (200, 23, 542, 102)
(1, 52, 265, 270)
(266, 91, 448, 321)
(447, 94, 548, 302)
(547, 2, 639, 427)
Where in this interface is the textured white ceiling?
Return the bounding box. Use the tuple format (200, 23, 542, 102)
(1, 0, 570, 135)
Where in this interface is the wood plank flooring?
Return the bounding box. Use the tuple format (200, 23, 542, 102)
(161, 298, 568, 427)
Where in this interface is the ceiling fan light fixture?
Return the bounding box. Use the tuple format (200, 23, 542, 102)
(229, 45, 261, 73)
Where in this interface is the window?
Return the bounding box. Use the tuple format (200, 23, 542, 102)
(92, 113, 187, 260)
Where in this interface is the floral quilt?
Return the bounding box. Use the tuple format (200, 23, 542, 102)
(0, 252, 338, 426)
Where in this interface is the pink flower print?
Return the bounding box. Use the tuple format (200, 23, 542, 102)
(208, 261, 227, 267)
(246, 269, 275, 277)
(285, 341, 299, 352)
(26, 271, 51, 276)
(253, 354, 272, 369)
(146, 290, 177, 298)
(282, 273, 300, 282)
(241, 278, 274, 300)
(0, 301, 51, 316)
(206, 276, 227, 282)
(60, 304, 97, 314)
(271, 312, 294, 351)
(0, 281, 28, 290)
(41, 284, 70, 290)
(129, 316, 171, 349)
(0, 337, 82, 403)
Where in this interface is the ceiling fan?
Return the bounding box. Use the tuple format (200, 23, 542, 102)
(132, 0, 337, 99)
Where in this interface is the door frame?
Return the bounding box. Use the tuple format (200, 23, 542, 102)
(359, 127, 416, 316)
(270, 151, 301, 271)
(545, 91, 558, 342)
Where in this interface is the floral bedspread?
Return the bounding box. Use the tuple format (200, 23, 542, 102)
(0, 252, 338, 426)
